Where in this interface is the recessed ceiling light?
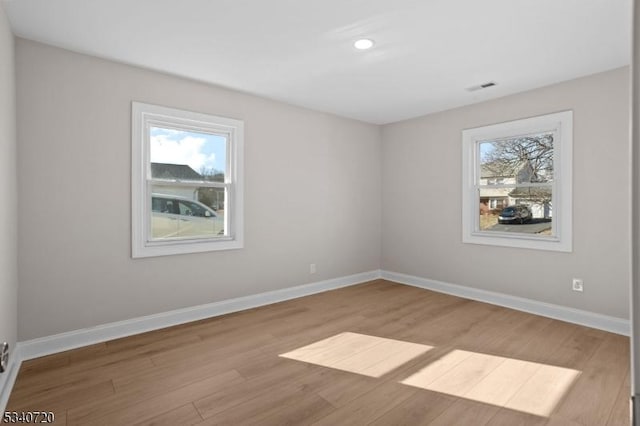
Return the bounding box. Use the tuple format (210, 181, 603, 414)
(354, 39, 374, 50)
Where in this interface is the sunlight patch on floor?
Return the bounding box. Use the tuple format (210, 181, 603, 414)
(279, 332, 433, 378)
(400, 349, 581, 417)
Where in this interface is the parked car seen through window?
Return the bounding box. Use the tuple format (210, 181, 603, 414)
(151, 194, 222, 239)
(498, 205, 533, 224)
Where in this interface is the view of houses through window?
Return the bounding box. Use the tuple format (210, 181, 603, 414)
(478, 132, 554, 237)
(132, 101, 244, 258)
(149, 126, 228, 240)
(462, 111, 570, 251)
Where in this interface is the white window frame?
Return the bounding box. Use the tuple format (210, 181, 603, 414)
(132, 102, 244, 258)
(462, 111, 572, 252)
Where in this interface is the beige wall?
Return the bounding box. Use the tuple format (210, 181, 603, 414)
(14, 37, 632, 341)
(382, 67, 630, 319)
(0, 3, 17, 365)
(16, 39, 382, 340)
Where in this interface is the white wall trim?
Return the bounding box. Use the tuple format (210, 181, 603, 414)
(131, 101, 245, 258)
(461, 110, 573, 252)
(15, 269, 630, 361)
(0, 346, 22, 414)
(18, 270, 382, 361)
(382, 270, 630, 336)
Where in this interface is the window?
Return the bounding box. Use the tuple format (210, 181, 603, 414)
(462, 111, 572, 251)
(132, 102, 244, 257)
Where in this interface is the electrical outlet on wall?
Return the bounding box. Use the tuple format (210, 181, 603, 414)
(572, 278, 584, 292)
(310, 263, 317, 274)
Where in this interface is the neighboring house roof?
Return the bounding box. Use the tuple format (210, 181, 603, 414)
(509, 186, 552, 199)
(151, 163, 202, 180)
(480, 163, 515, 179)
(481, 160, 551, 183)
(479, 187, 512, 198)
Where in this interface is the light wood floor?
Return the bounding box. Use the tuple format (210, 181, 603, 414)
(7, 280, 630, 425)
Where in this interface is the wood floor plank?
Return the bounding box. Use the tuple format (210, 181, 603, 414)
(16, 352, 70, 378)
(195, 382, 334, 425)
(544, 417, 585, 426)
(503, 362, 580, 417)
(192, 359, 320, 419)
(606, 368, 631, 426)
(368, 391, 456, 425)
(512, 320, 581, 363)
(6, 280, 630, 426)
(550, 333, 629, 425)
(8, 379, 115, 412)
(280, 331, 432, 378)
(259, 312, 371, 355)
(112, 354, 240, 394)
(541, 326, 608, 370)
(150, 330, 276, 367)
(195, 306, 311, 342)
(311, 381, 417, 425)
(63, 362, 239, 424)
(9, 354, 154, 402)
(427, 399, 500, 426)
(65, 342, 111, 363)
(132, 403, 203, 426)
(314, 372, 379, 408)
(11, 342, 156, 391)
(442, 306, 536, 351)
(480, 314, 554, 359)
(485, 409, 547, 426)
(465, 358, 542, 407)
(105, 330, 203, 358)
(253, 393, 334, 426)
(67, 370, 243, 426)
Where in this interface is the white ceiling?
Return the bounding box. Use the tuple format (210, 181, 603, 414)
(2, 0, 632, 124)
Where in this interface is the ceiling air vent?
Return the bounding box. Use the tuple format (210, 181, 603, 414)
(466, 81, 497, 92)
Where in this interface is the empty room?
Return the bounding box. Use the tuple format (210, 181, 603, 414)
(0, 1, 639, 425)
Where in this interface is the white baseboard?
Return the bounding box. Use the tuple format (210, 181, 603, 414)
(381, 270, 630, 336)
(0, 346, 22, 414)
(3, 268, 629, 410)
(16, 269, 630, 361)
(19, 270, 382, 361)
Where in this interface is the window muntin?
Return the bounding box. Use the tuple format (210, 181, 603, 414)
(132, 102, 243, 257)
(462, 111, 572, 252)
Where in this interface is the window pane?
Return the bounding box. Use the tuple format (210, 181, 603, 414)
(150, 192, 225, 240)
(479, 132, 554, 184)
(462, 111, 570, 251)
(150, 126, 227, 182)
(196, 187, 226, 238)
(133, 102, 244, 257)
(196, 187, 225, 213)
(478, 186, 553, 236)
